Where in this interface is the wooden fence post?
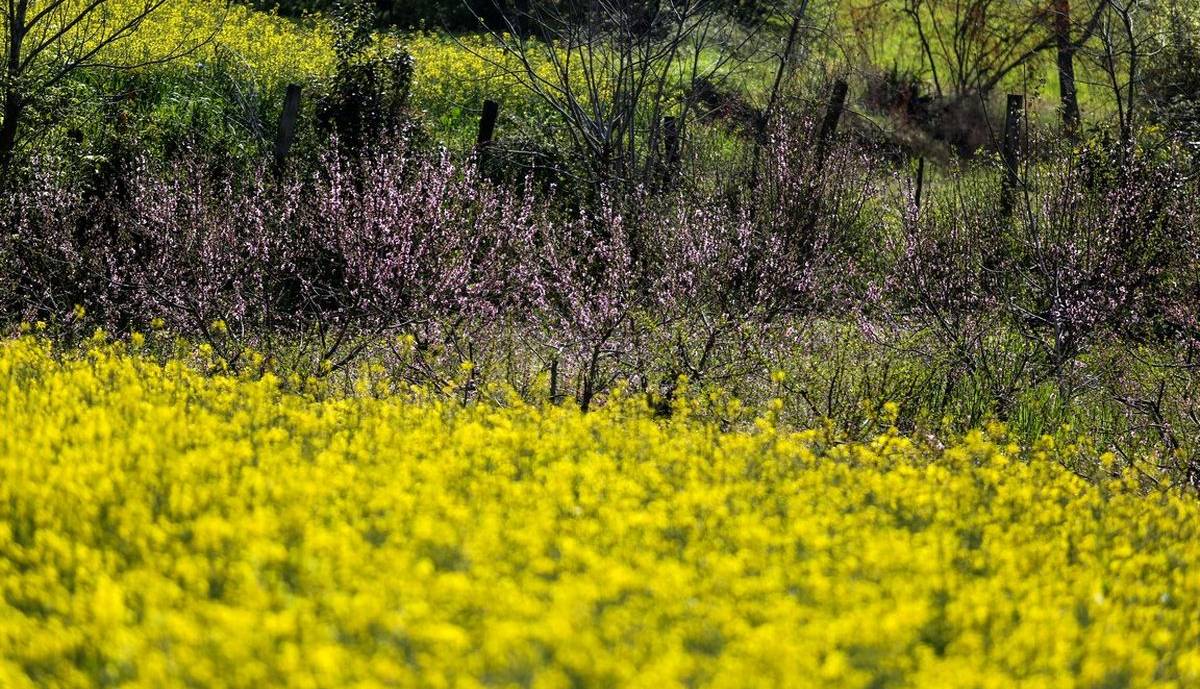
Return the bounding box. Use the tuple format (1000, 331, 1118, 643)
(915, 156, 926, 212)
(1001, 94, 1024, 215)
(274, 84, 302, 175)
(477, 100, 500, 149)
(475, 99, 500, 172)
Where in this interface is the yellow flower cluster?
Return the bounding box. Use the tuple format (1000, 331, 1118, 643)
(79, 0, 687, 141)
(100, 0, 336, 86)
(96, 3, 545, 136)
(1, 336, 1199, 689)
(406, 32, 557, 142)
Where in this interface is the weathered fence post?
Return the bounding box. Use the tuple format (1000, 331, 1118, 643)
(548, 357, 560, 405)
(475, 99, 500, 172)
(477, 99, 500, 149)
(914, 156, 926, 212)
(273, 84, 302, 175)
(1001, 94, 1024, 215)
(814, 79, 849, 169)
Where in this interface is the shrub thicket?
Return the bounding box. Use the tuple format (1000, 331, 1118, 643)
(3, 116, 1198, 481)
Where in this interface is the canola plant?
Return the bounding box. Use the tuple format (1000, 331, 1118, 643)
(1, 335, 1199, 688)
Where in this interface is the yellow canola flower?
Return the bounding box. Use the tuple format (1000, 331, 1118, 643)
(104, 0, 336, 86)
(1, 335, 1199, 688)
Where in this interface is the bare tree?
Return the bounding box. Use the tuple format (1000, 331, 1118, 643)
(466, 0, 776, 189)
(1086, 0, 1156, 160)
(895, 0, 1107, 100)
(1, 0, 219, 170)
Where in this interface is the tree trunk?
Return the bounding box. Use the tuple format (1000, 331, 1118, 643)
(2, 2, 27, 175)
(0, 93, 23, 175)
(1000, 94, 1025, 216)
(1053, 0, 1081, 137)
(1119, 7, 1138, 164)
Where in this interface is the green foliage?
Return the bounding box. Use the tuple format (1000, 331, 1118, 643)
(405, 32, 557, 145)
(6, 0, 336, 162)
(1144, 1, 1200, 159)
(316, 0, 416, 145)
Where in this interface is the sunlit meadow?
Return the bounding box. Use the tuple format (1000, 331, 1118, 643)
(4, 0, 1200, 685)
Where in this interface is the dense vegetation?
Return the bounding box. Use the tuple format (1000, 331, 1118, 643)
(3, 336, 1199, 688)
(2, 0, 1199, 683)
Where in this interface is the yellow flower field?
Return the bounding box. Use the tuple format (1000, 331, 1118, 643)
(91, 0, 336, 86)
(1, 335, 1199, 689)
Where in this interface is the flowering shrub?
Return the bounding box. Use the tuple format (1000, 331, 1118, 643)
(889, 142, 1200, 361)
(876, 141, 1200, 457)
(4, 125, 1200, 474)
(0, 138, 529, 339)
(1, 335, 1200, 688)
(0, 116, 872, 387)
